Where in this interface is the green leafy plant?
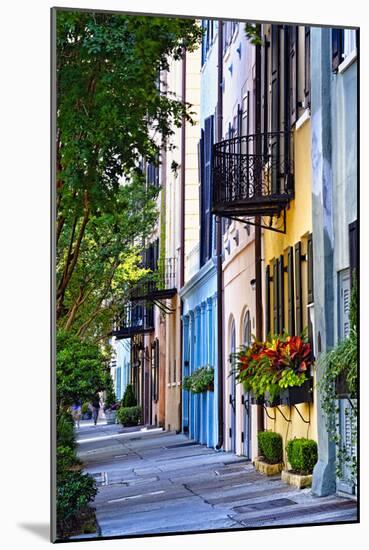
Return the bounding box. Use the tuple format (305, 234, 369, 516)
(81, 402, 90, 415)
(244, 23, 263, 46)
(318, 276, 357, 483)
(117, 405, 142, 426)
(57, 412, 76, 450)
(121, 384, 137, 407)
(57, 470, 97, 537)
(258, 431, 283, 464)
(103, 373, 117, 411)
(235, 332, 313, 400)
(286, 438, 318, 475)
(183, 366, 214, 394)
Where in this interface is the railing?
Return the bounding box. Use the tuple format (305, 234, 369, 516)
(212, 131, 294, 218)
(130, 257, 177, 301)
(112, 303, 154, 339)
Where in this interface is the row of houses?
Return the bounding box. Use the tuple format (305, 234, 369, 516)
(110, 21, 358, 497)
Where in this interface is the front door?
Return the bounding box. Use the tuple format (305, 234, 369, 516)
(229, 321, 236, 451)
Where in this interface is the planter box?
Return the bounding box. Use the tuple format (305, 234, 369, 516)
(254, 457, 283, 476)
(281, 469, 312, 489)
(335, 370, 356, 399)
(264, 391, 281, 407)
(104, 410, 117, 424)
(279, 378, 313, 406)
(250, 394, 264, 405)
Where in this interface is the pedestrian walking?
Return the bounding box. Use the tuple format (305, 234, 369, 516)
(92, 393, 100, 426)
(71, 399, 82, 429)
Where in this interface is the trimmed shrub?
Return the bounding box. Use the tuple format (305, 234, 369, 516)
(258, 431, 283, 464)
(117, 405, 141, 426)
(57, 470, 97, 536)
(286, 438, 318, 475)
(121, 384, 137, 407)
(57, 445, 81, 474)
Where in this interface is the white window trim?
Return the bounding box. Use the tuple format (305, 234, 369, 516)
(296, 108, 311, 131)
(338, 48, 357, 74)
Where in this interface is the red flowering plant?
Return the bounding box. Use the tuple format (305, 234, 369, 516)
(234, 332, 313, 401)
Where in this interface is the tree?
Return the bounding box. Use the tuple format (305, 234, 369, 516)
(56, 11, 202, 333)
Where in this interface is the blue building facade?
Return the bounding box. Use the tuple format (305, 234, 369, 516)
(180, 20, 219, 448)
(111, 337, 131, 400)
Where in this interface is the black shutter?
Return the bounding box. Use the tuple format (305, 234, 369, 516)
(332, 29, 343, 71)
(349, 220, 358, 282)
(304, 27, 311, 109)
(262, 34, 269, 158)
(289, 26, 298, 126)
(200, 115, 214, 266)
(273, 259, 278, 333)
(307, 233, 314, 304)
(287, 246, 295, 334)
(265, 265, 271, 335)
(271, 25, 280, 193)
(278, 255, 285, 332)
(295, 241, 302, 335)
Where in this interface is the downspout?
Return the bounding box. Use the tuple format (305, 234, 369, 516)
(179, 52, 186, 431)
(254, 25, 265, 433)
(215, 20, 224, 450)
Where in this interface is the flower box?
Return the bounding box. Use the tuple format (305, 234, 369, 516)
(104, 409, 117, 424)
(250, 393, 264, 405)
(335, 369, 356, 399)
(264, 391, 281, 407)
(279, 377, 313, 406)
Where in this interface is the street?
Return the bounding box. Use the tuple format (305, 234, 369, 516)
(77, 421, 357, 537)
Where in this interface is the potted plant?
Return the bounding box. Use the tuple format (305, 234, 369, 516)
(183, 366, 214, 394)
(103, 379, 118, 424)
(254, 430, 284, 475)
(282, 437, 318, 488)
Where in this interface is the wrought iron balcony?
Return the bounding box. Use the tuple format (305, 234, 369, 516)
(130, 258, 177, 301)
(212, 132, 294, 219)
(111, 303, 154, 339)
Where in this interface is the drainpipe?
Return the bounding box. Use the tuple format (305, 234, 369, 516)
(254, 25, 265, 434)
(179, 52, 186, 432)
(215, 20, 224, 450)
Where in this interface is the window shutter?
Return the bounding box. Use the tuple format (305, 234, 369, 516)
(295, 241, 302, 335)
(349, 220, 357, 281)
(304, 27, 311, 109)
(200, 115, 214, 266)
(339, 269, 351, 340)
(262, 34, 269, 158)
(332, 28, 343, 71)
(273, 259, 279, 333)
(289, 26, 298, 125)
(287, 246, 295, 334)
(265, 265, 271, 335)
(278, 255, 285, 332)
(307, 233, 314, 304)
(271, 25, 280, 193)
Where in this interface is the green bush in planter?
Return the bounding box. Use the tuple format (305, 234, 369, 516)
(121, 384, 137, 407)
(286, 438, 318, 475)
(258, 431, 283, 464)
(117, 405, 141, 426)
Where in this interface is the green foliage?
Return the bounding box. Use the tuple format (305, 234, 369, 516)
(56, 329, 109, 408)
(57, 470, 97, 537)
(258, 431, 283, 464)
(183, 366, 214, 394)
(57, 445, 81, 473)
(56, 12, 202, 336)
(286, 438, 318, 475)
(57, 412, 76, 449)
(318, 277, 357, 483)
(81, 402, 90, 415)
(121, 384, 137, 407)
(117, 405, 141, 426)
(244, 23, 263, 46)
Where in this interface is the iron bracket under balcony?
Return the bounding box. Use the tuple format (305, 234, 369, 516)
(212, 132, 294, 233)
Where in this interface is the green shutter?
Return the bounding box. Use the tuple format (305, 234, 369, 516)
(265, 265, 271, 336)
(273, 259, 279, 333)
(307, 233, 314, 304)
(295, 241, 302, 335)
(287, 246, 295, 334)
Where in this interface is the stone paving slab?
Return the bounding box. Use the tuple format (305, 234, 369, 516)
(76, 424, 357, 538)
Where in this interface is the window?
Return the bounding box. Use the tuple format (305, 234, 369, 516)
(201, 19, 215, 66)
(332, 28, 357, 71)
(243, 310, 251, 345)
(151, 339, 159, 401)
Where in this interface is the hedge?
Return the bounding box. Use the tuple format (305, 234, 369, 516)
(117, 405, 141, 426)
(286, 438, 318, 475)
(258, 431, 283, 464)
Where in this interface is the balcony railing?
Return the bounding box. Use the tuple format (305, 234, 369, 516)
(212, 131, 294, 218)
(130, 258, 177, 301)
(111, 303, 154, 339)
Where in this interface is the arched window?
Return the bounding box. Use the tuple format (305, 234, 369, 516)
(243, 310, 251, 346)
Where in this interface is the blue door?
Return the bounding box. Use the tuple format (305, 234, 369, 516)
(229, 321, 236, 452)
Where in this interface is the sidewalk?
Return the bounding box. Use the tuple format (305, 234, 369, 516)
(76, 423, 357, 537)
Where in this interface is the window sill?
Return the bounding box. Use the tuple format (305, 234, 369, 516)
(338, 49, 357, 74)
